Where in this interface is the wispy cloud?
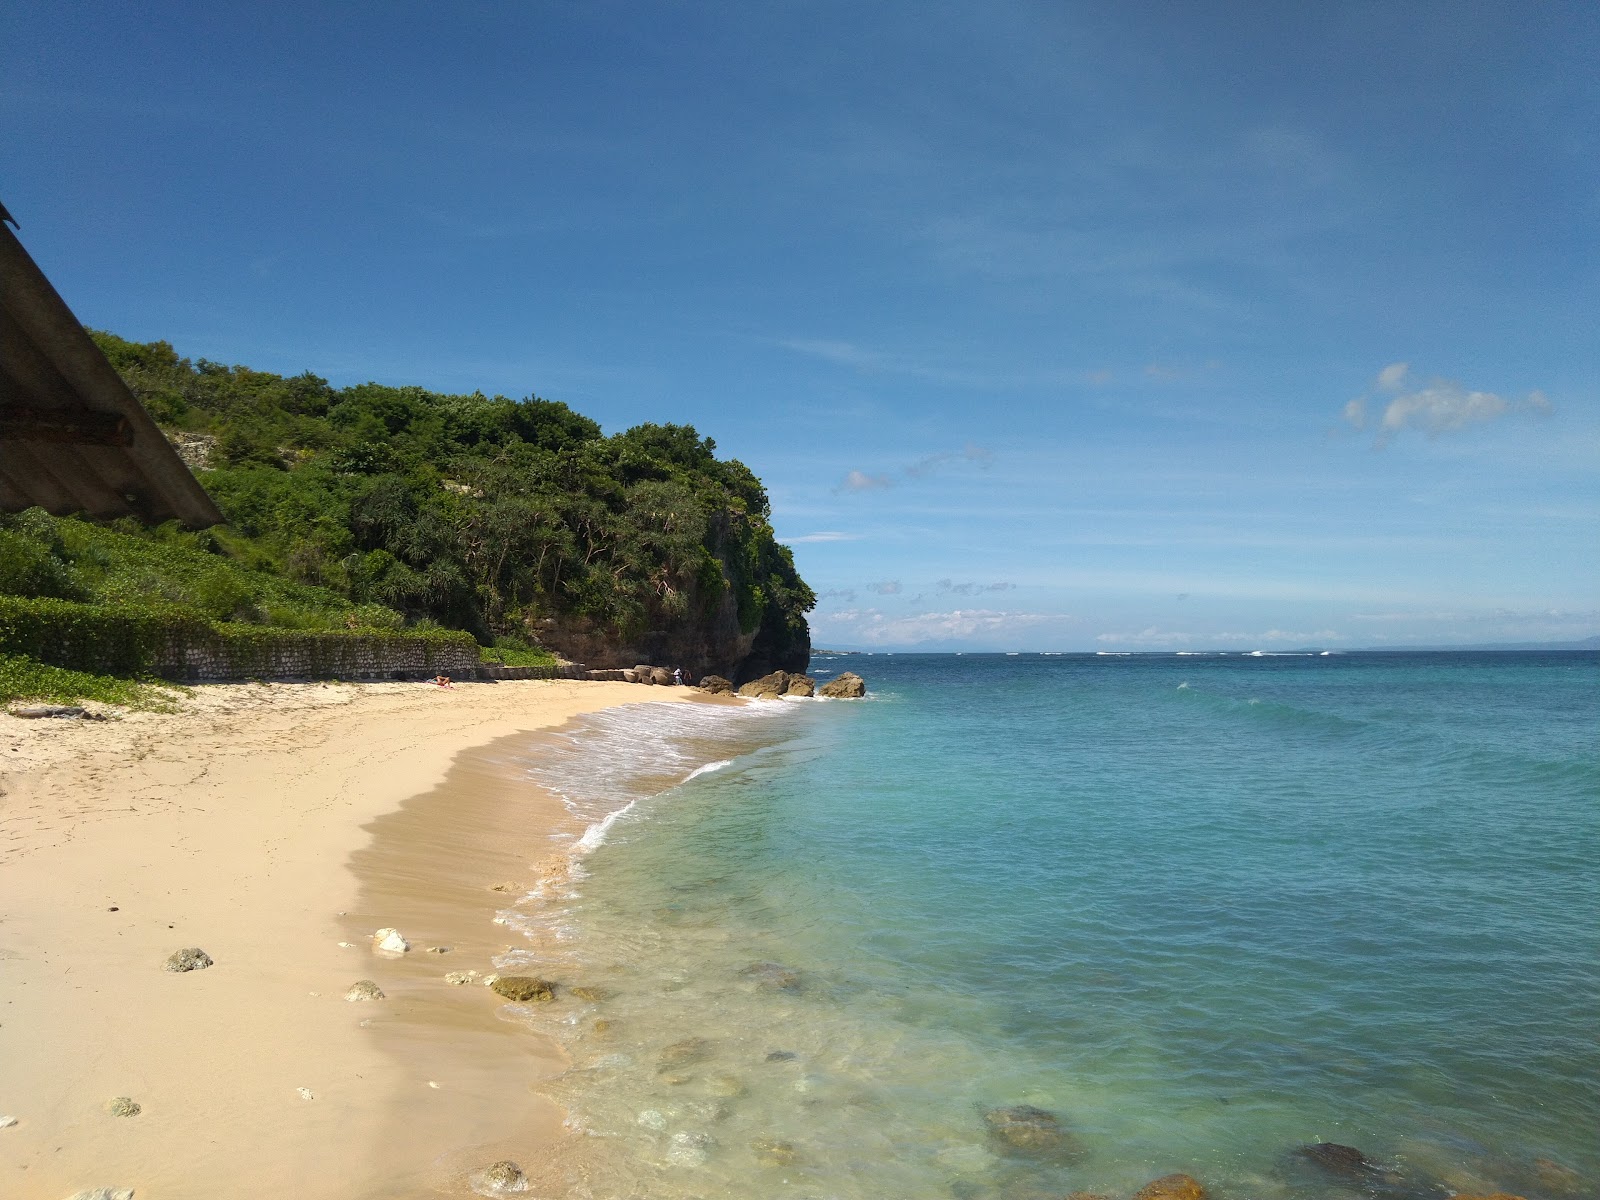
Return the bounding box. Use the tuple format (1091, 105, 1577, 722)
(867, 580, 902, 595)
(937, 579, 1016, 595)
(1350, 608, 1599, 625)
(815, 588, 858, 603)
(815, 607, 1062, 646)
(905, 443, 995, 478)
(837, 444, 994, 495)
(834, 470, 894, 492)
(780, 337, 1088, 391)
(1344, 363, 1552, 446)
(782, 530, 866, 543)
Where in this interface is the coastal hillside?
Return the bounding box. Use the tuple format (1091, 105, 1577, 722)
(2, 332, 812, 688)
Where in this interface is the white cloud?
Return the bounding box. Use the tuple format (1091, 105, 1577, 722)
(836, 470, 893, 492)
(1343, 364, 1552, 445)
(782, 530, 865, 543)
(867, 580, 902, 595)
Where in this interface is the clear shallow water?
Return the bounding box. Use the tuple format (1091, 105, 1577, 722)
(501, 654, 1599, 1200)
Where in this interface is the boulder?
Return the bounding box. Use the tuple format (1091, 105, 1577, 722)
(104, 1097, 141, 1117)
(737, 671, 789, 699)
(1133, 1175, 1208, 1200)
(371, 928, 410, 955)
(344, 979, 385, 1002)
(786, 675, 815, 697)
(818, 671, 866, 698)
(650, 666, 674, 686)
(164, 947, 213, 973)
(982, 1104, 1070, 1157)
(634, 664, 656, 685)
(621, 668, 639, 682)
(697, 675, 733, 694)
(490, 976, 555, 1003)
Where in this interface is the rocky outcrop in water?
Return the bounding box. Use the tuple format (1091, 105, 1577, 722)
(490, 976, 555, 1003)
(1297, 1143, 1383, 1178)
(818, 671, 866, 698)
(785, 675, 815, 697)
(737, 670, 790, 698)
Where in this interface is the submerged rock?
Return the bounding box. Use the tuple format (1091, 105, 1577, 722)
(163, 947, 212, 973)
(568, 985, 611, 1003)
(764, 1050, 797, 1062)
(818, 671, 866, 698)
(1297, 1142, 1383, 1178)
(344, 979, 385, 1002)
(478, 1159, 528, 1192)
(982, 1104, 1070, 1157)
(666, 1130, 715, 1166)
(1531, 1159, 1584, 1195)
(490, 976, 555, 1003)
(445, 970, 479, 986)
(697, 675, 733, 694)
(752, 1137, 799, 1166)
(1133, 1174, 1208, 1200)
(104, 1097, 141, 1117)
(740, 961, 802, 991)
(371, 928, 410, 955)
(658, 1036, 713, 1069)
(706, 1074, 746, 1097)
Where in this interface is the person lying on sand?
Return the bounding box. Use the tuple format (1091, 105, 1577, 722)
(432, 674, 453, 688)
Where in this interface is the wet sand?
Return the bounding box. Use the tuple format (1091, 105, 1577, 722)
(0, 678, 713, 1199)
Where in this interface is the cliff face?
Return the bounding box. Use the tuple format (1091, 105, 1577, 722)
(532, 515, 810, 682)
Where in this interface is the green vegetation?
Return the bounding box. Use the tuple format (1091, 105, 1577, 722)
(91, 331, 813, 654)
(0, 653, 184, 709)
(0, 335, 811, 706)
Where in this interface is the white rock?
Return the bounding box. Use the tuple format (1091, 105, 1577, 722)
(427, 1081, 441, 1089)
(67, 1190, 135, 1200)
(0, 1114, 17, 1128)
(444, 970, 479, 986)
(297, 1087, 314, 1100)
(337, 941, 356, 949)
(372, 928, 410, 955)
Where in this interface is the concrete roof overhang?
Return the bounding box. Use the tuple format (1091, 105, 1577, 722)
(0, 208, 222, 528)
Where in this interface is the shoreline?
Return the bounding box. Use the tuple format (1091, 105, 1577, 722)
(0, 678, 722, 1199)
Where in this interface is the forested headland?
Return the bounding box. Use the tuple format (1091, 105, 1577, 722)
(0, 332, 812, 699)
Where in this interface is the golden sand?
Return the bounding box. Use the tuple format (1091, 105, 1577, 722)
(0, 678, 714, 1198)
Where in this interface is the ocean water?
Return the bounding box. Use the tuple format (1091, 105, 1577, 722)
(497, 653, 1599, 1200)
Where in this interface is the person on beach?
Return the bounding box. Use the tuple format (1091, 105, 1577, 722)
(673, 667, 683, 686)
(432, 674, 453, 688)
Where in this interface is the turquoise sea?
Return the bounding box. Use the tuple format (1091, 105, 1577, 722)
(498, 652, 1599, 1200)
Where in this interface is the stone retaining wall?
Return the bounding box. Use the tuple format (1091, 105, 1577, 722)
(151, 631, 482, 683)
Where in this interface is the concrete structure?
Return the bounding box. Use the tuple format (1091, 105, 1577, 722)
(0, 202, 223, 527)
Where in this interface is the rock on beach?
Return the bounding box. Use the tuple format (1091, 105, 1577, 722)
(344, 979, 385, 1001)
(371, 928, 410, 955)
(478, 1160, 528, 1192)
(163, 947, 213, 972)
(104, 1096, 141, 1117)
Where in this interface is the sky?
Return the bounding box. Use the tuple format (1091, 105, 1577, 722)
(4, 0, 1596, 650)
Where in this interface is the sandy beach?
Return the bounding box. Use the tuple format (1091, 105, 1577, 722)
(0, 678, 713, 1199)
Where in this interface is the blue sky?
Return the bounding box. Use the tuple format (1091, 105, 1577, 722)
(4, 1, 1595, 649)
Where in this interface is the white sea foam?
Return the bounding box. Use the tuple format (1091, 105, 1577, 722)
(685, 759, 733, 781)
